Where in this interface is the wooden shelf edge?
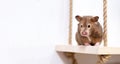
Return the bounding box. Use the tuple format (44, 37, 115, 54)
(55, 45, 120, 55)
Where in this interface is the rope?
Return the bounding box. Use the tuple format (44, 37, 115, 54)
(97, 0, 111, 64)
(68, 0, 73, 45)
(97, 55, 111, 64)
(67, 0, 77, 64)
(103, 0, 108, 47)
(67, 0, 74, 63)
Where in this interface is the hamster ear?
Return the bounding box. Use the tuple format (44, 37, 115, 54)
(75, 15, 82, 22)
(91, 16, 99, 22)
(94, 16, 99, 22)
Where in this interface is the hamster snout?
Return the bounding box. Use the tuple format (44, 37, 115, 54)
(82, 31, 87, 35)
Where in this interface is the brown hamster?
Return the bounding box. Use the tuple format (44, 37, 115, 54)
(75, 15, 103, 46)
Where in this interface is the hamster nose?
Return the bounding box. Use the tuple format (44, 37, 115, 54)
(82, 32, 87, 35)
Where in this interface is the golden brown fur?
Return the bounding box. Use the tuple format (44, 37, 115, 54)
(75, 15, 103, 46)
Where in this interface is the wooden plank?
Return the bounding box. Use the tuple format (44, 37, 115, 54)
(55, 45, 120, 55)
(98, 47, 120, 55)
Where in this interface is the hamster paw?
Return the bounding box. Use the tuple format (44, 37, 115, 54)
(84, 43, 90, 46)
(95, 42, 100, 46)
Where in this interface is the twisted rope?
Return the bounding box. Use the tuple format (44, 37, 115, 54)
(103, 0, 108, 47)
(67, 0, 77, 64)
(97, 55, 111, 64)
(97, 0, 111, 64)
(68, 0, 73, 45)
(68, 0, 77, 64)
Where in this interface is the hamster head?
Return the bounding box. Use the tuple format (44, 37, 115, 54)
(75, 15, 99, 37)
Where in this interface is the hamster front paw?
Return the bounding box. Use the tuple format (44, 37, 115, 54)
(84, 43, 90, 46)
(95, 42, 100, 46)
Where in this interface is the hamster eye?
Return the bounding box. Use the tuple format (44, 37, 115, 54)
(88, 25, 90, 28)
(81, 25, 83, 27)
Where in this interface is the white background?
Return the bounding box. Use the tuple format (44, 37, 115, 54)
(0, 0, 120, 64)
(0, 0, 69, 64)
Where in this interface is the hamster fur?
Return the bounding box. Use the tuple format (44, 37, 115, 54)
(75, 15, 103, 46)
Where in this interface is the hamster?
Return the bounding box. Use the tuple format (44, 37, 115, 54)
(75, 15, 103, 46)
